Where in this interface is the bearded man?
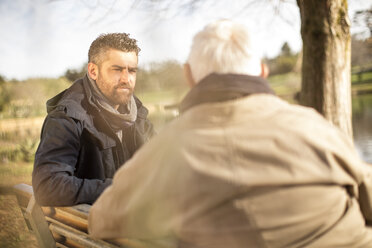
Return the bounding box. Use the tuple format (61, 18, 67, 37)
(32, 33, 155, 206)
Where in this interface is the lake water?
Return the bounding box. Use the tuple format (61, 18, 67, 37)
(353, 93, 372, 164)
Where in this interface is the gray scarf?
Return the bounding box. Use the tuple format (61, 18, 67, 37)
(88, 75, 137, 142)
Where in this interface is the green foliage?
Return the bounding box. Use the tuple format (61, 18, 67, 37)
(1, 78, 71, 118)
(269, 56, 298, 75)
(0, 145, 23, 163)
(0, 162, 34, 185)
(0, 142, 36, 163)
(136, 60, 187, 95)
(0, 143, 36, 163)
(0, 126, 40, 163)
(266, 42, 299, 76)
(134, 90, 185, 131)
(134, 61, 189, 130)
(352, 93, 372, 118)
(268, 72, 301, 103)
(280, 42, 292, 56)
(64, 63, 87, 82)
(0, 75, 10, 112)
(352, 70, 372, 84)
(19, 138, 38, 162)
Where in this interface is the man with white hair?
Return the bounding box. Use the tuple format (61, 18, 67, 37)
(89, 20, 372, 247)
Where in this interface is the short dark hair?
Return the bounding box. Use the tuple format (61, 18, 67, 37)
(88, 33, 141, 65)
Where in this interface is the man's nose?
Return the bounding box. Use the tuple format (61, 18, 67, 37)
(120, 69, 129, 83)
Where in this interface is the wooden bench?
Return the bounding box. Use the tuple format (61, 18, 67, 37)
(11, 183, 147, 248)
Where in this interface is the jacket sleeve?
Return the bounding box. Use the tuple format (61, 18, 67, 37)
(88, 131, 182, 242)
(327, 124, 372, 224)
(32, 112, 112, 206)
(134, 115, 157, 150)
(357, 163, 372, 224)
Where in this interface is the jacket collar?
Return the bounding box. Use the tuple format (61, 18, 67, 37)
(179, 73, 275, 113)
(45, 75, 150, 149)
(46, 75, 148, 119)
(82, 75, 149, 119)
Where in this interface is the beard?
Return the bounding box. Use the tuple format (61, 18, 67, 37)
(96, 75, 134, 106)
(111, 84, 134, 105)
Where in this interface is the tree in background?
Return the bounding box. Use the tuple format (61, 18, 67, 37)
(136, 61, 187, 94)
(353, 5, 372, 39)
(64, 63, 87, 83)
(0, 75, 10, 112)
(297, 0, 352, 137)
(351, 4, 372, 69)
(267, 42, 299, 75)
(281, 42, 292, 57)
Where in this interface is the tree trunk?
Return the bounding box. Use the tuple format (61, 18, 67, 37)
(297, 0, 352, 137)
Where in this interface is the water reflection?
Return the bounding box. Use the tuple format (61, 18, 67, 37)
(352, 93, 372, 163)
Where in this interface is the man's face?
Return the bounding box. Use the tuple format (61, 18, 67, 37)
(90, 49, 138, 108)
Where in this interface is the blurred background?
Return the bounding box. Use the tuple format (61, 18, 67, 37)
(0, 0, 371, 247)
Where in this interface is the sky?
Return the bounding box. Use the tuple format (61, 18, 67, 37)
(0, 0, 370, 80)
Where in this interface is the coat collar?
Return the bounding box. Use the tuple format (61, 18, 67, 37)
(47, 75, 149, 120)
(45, 75, 150, 149)
(179, 73, 275, 113)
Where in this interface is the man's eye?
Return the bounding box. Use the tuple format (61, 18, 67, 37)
(113, 68, 121, 71)
(129, 69, 137, 73)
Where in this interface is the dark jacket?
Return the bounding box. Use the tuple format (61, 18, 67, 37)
(32, 75, 155, 206)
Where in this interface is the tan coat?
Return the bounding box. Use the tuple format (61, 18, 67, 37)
(89, 94, 372, 248)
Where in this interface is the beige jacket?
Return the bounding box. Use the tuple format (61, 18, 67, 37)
(89, 94, 372, 248)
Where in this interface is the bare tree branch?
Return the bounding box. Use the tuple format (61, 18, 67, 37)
(353, 6, 372, 37)
(81, 0, 119, 26)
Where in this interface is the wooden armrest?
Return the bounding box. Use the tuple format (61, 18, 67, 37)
(11, 183, 121, 248)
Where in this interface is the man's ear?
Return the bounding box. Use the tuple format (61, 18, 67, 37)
(183, 63, 196, 88)
(260, 62, 269, 79)
(87, 62, 99, 80)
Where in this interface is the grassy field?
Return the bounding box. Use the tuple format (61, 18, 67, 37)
(351, 70, 372, 84)
(0, 118, 38, 247)
(0, 162, 37, 248)
(0, 194, 38, 248)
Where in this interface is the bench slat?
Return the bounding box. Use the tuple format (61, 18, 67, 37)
(49, 223, 118, 248)
(43, 206, 88, 232)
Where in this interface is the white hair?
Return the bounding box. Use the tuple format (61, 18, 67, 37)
(187, 19, 262, 83)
